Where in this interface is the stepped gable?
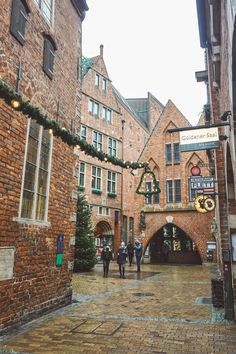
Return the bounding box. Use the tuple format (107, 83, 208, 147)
(82, 44, 110, 80)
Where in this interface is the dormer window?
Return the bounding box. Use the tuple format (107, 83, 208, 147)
(43, 35, 57, 79)
(10, 0, 30, 45)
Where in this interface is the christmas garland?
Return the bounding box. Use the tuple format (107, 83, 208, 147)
(136, 169, 161, 196)
(0, 79, 148, 170)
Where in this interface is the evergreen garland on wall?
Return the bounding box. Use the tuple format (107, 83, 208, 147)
(0, 79, 148, 170)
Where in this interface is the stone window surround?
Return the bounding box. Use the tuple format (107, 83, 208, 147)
(17, 119, 53, 223)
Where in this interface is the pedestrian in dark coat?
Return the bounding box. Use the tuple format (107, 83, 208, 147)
(134, 239, 143, 272)
(101, 246, 112, 277)
(127, 241, 134, 266)
(117, 242, 127, 278)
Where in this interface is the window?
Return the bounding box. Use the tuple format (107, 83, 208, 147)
(129, 217, 134, 241)
(10, 0, 29, 45)
(108, 138, 117, 157)
(89, 99, 99, 117)
(43, 35, 56, 79)
(20, 120, 52, 221)
(102, 107, 112, 123)
(174, 179, 181, 203)
(80, 125, 87, 140)
(122, 215, 127, 243)
(102, 78, 107, 92)
(93, 131, 103, 151)
(153, 188, 160, 204)
(79, 162, 85, 187)
(166, 180, 173, 203)
(98, 206, 103, 215)
(95, 73, 100, 87)
(145, 182, 152, 204)
(174, 143, 180, 162)
(35, 0, 53, 25)
(166, 144, 172, 163)
(91, 166, 101, 190)
(107, 171, 116, 194)
(105, 207, 110, 216)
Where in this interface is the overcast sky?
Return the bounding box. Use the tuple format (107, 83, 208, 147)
(82, 0, 206, 126)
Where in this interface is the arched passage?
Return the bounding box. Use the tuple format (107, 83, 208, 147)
(94, 220, 114, 259)
(148, 223, 202, 264)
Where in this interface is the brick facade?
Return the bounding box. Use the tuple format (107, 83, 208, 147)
(196, 0, 236, 319)
(0, 0, 87, 333)
(80, 46, 213, 263)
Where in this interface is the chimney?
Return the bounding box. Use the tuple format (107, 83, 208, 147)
(100, 44, 104, 58)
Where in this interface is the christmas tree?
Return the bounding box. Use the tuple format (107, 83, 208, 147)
(73, 193, 97, 272)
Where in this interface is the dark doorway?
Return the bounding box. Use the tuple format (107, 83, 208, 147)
(149, 223, 202, 264)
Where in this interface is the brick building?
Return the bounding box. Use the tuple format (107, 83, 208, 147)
(0, 0, 88, 333)
(196, 0, 236, 319)
(79, 45, 214, 264)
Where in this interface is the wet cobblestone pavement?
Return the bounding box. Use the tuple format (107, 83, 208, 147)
(0, 263, 236, 353)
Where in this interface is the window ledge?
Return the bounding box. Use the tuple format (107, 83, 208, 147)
(107, 193, 117, 198)
(77, 185, 85, 191)
(165, 162, 172, 166)
(13, 217, 51, 228)
(92, 189, 102, 195)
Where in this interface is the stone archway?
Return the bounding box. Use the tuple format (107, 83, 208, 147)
(148, 223, 202, 264)
(94, 220, 114, 259)
(141, 211, 214, 263)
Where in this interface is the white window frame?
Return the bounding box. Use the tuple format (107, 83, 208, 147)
(107, 171, 116, 194)
(102, 78, 107, 92)
(80, 125, 87, 140)
(91, 166, 102, 190)
(102, 106, 112, 123)
(18, 120, 53, 222)
(108, 137, 117, 157)
(34, 0, 54, 26)
(98, 206, 103, 215)
(105, 207, 110, 216)
(79, 162, 86, 187)
(93, 131, 103, 151)
(88, 99, 99, 117)
(95, 73, 100, 87)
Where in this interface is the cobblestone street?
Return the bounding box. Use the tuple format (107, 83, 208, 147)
(0, 263, 235, 354)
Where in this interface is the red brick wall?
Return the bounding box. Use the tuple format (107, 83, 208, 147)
(133, 100, 214, 262)
(0, 0, 84, 333)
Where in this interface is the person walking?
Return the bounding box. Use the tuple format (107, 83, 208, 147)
(134, 239, 143, 272)
(117, 241, 127, 278)
(127, 240, 134, 266)
(101, 246, 112, 277)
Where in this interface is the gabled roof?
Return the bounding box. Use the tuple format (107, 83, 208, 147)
(112, 85, 145, 126)
(126, 98, 149, 128)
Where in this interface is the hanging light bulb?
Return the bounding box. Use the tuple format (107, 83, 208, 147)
(11, 99, 20, 109)
(104, 157, 108, 162)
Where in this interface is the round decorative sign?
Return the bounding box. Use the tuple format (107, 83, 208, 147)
(191, 165, 201, 176)
(194, 195, 208, 213)
(204, 197, 216, 211)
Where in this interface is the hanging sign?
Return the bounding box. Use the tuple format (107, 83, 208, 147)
(189, 176, 215, 202)
(180, 127, 219, 152)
